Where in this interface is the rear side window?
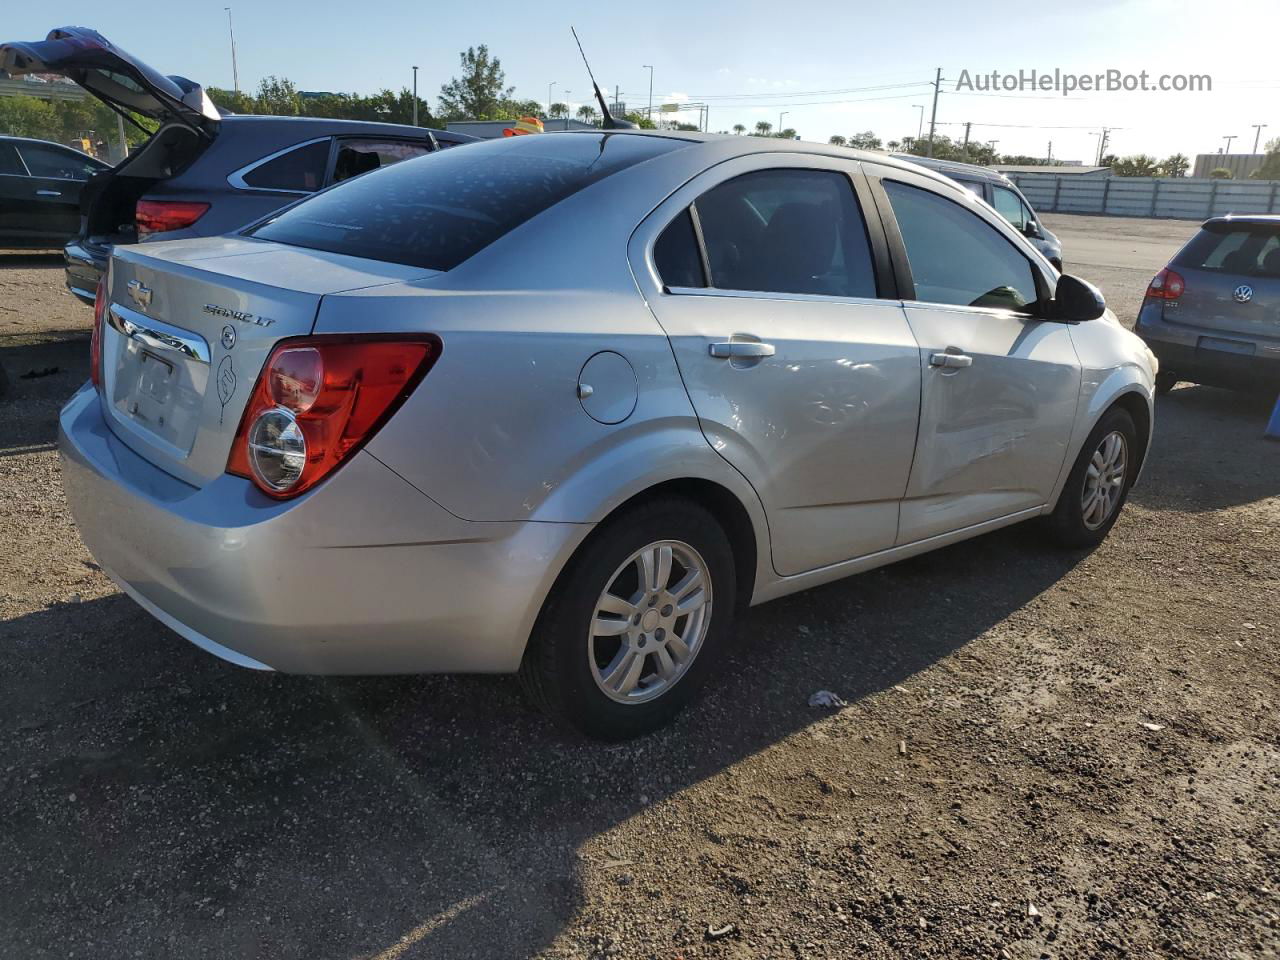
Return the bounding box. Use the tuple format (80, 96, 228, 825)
(241, 140, 330, 192)
(654, 209, 705, 288)
(884, 179, 1038, 311)
(332, 139, 432, 183)
(1176, 225, 1280, 277)
(691, 169, 877, 298)
(251, 133, 689, 271)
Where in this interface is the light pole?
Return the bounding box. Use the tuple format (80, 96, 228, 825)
(643, 65, 653, 122)
(987, 140, 999, 159)
(1223, 134, 1237, 154)
(1252, 124, 1268, 154)
(913, 104, 925, 141)
(779, 111, 789, 137)
(224, 7, 239, 94)
(548, 81, 556, 117)
(412, 66, 419, 127)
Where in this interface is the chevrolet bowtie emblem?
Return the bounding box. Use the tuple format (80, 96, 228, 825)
(127, 279, 152, 310)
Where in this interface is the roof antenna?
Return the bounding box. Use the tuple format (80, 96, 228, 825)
(571, 27, 636, 130)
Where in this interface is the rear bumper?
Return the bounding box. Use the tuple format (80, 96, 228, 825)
(64, 239, 106, 306)
(58, 384, 589, 674)
(1135, 301, 1280, 389)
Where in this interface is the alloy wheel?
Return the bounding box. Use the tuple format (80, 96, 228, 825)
(1081, 430, 1128, 530)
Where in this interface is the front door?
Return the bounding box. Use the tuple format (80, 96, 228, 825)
(875, 174, 1080, 543)
(630, 157, 922, 576)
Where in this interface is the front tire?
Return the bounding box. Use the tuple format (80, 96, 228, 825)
(520, 498, 737, 740)
(1045, 406, 1138, 548)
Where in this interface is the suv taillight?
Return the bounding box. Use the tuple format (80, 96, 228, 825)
(227, 336, 439, 499)
(1146, 267, 1185, 301)
(90, 275, 107, 389)
(136, 200, 210, 239)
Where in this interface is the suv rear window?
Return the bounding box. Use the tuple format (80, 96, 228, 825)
(1176, 222, 1280, 277)
(249, 133, 689, 271)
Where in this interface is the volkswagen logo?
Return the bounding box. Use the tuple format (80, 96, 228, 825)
(1233, 285, 1253, 303)
(220, 325, 237, 350)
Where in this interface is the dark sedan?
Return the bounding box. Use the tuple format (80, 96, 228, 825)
(0, 135, 109, 248)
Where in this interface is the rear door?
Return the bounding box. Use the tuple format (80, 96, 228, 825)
(11, 141, 99, 239)
(1171, 222, 1280, 342)
(870, 166, 1079, 543)
(0, 141, 43, 243)
(629, 154, 922, 576)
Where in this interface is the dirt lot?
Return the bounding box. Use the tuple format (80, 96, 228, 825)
(2, 218, 1278, 960)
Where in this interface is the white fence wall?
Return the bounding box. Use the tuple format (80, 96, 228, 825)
(1008, 174, 1280, 221)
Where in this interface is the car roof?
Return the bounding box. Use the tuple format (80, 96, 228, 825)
(889, 153, 1013, 184)
(218, 115, 474, 141)
(1202, 214, 1280, 228)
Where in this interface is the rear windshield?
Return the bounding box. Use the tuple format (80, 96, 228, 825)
(249, 133, 689, 271)
(1176, 222, 1280, 277)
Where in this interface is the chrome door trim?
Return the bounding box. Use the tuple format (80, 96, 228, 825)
(226, 136, 332, 195)
(107, 303, 211, 364)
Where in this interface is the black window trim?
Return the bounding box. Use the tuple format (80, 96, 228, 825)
(657, 162, 895, 303)
(865, 165, 1053, 313)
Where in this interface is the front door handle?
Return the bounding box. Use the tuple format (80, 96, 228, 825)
(35, 189, 63, 197)
(929, 351, 973, 369)
(709, 341, 776, 359)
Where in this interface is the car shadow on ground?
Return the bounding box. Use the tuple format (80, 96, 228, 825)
(1131, 383, 1280, 513)
(0, 250, 64, 267)
(1, 519, 1082, 958)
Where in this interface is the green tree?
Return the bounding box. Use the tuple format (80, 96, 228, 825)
(549, 102, 570, 119)
(775, 127, 797, 140)
(1208, 167, 1234, 179)
(1159, 153, 1190, 178)
(576, 104, 600, 126)
(207, 86, 258, 115)
(848, 130, 881, 150)
(733, 123, 746, 136)
(623, 111, 656, 129)
(0, 95, 58, 138)
(753, 120, 772, 136)
(437, 45, 514, 120)
(828, 134, 847, 146)
(1252, 142, 1280, 180)
(1111, 155, 1160, 177)
(255, 76, 301, 115)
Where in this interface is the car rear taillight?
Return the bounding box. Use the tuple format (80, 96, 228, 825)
(90, 275, 107, 389)
(136, 200, 210, 239)
(1146, 267, 1185, 301)
(227, 336, 439, 499)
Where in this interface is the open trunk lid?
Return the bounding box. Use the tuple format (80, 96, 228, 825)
(0, 27, 220, 136)
(101, 238, 438, 489)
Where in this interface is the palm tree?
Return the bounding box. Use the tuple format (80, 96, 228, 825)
(732, 124, 746, 136)
(754, 121, 772, 137)
(1160, 153, 1190, 178)
(576, 104, 599, 126)
(829, 135, 847, 146)
(549, 102, 569, 119)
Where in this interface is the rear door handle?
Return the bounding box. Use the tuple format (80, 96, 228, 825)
(35, 189, 63, 197)
(929, 351, 973, 369)
(709, 341, 775, 359)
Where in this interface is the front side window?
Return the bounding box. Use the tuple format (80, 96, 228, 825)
(17, 144, 99, 180)
(992, 185, 1029, 231)
(251, 132, 689, 271)
(883, 180, 1039, 311)
(241, 140, 330, 192)
(691, 169, 876, 298)
(332, 139, 432, 183)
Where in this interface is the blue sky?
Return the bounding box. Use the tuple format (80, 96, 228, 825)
(9, 0, 1279, 162)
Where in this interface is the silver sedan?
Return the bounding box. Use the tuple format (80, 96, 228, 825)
(59, 131, 1157, 739)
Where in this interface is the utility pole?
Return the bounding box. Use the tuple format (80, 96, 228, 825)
(615, 84, 620, 116)
(643, 65, 653, 122)
(779, 110, 789, 137)
(961, 121, 971, 160)
(926, 68, 943, 157)
(1222, 134, 1237, 155)
(1251, 124, 1267, 154)
(913, 104, 925, 142)
(548, 81, 556, 117)
(1095, 128, 1111, 165)
(987, 140, 999, 158)
(1047, 140, 1053, 163)
(224, 7, 239, 94)
(412, 66, 419, 126)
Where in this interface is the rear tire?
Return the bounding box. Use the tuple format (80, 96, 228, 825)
(1154, 371, 1178, 395)
(1045, 406, 1138, 549)
(519, 498, 737, 740)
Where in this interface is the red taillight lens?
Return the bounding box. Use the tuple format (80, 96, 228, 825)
(135, 200, 210, 239)
(227, 336, 439, 499)
(90, 275, 107, 389)
(1146, 267, 1185, 301)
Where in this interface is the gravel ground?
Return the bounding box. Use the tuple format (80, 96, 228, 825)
(2, 220, 1278, 960)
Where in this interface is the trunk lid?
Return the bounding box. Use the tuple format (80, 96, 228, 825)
(0, 27, 220, 136)
(102, 238, 438, 488)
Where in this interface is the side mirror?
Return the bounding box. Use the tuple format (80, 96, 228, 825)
(1047, 273, 1106, 322)
(1022, 220, 1042, 239)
